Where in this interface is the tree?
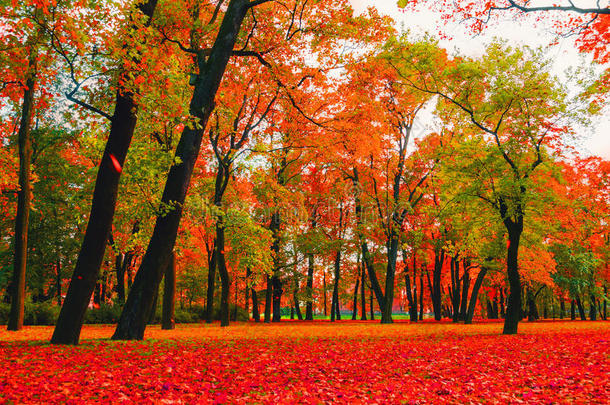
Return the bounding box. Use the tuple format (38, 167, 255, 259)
(390, 38, 575, 333)
(51, 0, 159, 344)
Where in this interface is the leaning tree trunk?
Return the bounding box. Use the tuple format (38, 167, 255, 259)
(161, 252, 175, 330)
(575, 295, 586, 320)
(51, 0, 158, 344)
(465, 267, 487, 324)
(7, 50, 37, 332)
(112, 0, 252, 341)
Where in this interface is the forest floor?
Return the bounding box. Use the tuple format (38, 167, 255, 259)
(0, 320, 608, 403)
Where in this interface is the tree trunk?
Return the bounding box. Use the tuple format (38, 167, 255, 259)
(161, 252, 175, 330)
(450, 257, 460, 323)
(323, 268, 327, 317)
(270, 211, 282, 323)
(575, 295, 586, 320)
(51, 0, 158, 344)
(570, 299, 576, 320)
(111, 0, 251, 341)
(264, 275, 272, 323)
(589, 294, 597, 321)
(418, 271, 424, 321)
(360, 265, 367, 320)
(369, 283, 374, 320)
(305, 252, 314, 320)
(429, 248, 444, 321)
(352, 260, 360, 320)
(559, 296, 565, 319)
(293, 279, 302, 320)
(216, 220, 230, 327)
(459, 265, 470, 321)
(331, 250, 341, 322)
(205, 244, 217, 324)
(502, 218, 523, 335)
(8, 51, 37, 332)
(251, 286, 260, 322)
(465, 267, 487, 324)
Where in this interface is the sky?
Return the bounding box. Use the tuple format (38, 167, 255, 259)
(348, 0, 610, 159)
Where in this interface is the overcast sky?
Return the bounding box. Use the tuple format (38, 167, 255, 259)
(348, 0, 610, 159)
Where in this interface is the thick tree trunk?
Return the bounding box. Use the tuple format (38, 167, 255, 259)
(570, 299, 576, 320)
(8, 52, 37, 332)
(51, 0, 158, 344)
(465, 267, 487, 324)
(429, 248, 444, 321)
(161, 252, 175, 330)
(559, 296, 565, 319)
(112, 0, 251, 341)
(502, 219, 523, 335)
(369, 284, 374, 320)
(450, 257, 461, 323)
(305, 252, 314, 320)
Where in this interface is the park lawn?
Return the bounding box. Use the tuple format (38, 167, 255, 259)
(0, 321, 608, 404)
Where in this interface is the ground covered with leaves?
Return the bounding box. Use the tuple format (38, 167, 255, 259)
(0, 321, 608, 403)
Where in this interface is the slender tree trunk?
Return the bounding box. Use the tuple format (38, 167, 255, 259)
(418, 271, 424, 321)
(352, 261, 360, 320)
(245, 269, 250, 317)
(270, 211, 282, 323)
(216, 220, 230, 327)
(404, 268, 416, 322)
(331, 250, 341, 322)
(465, 267, 487, 324)
(305, 252, 314, 320)
(323, 268, 327, 317)
(559, 296, 565, 319)
(264, 275, 272, 323)
(360, 265, 367, 320)
(369, 283, 374, 320)
(459, 265, 470, 321)
(161, 252, 175, 330)
(205, 244, 217, 324)
(8, 52, 37, 332)
(293, 279, 302, 320)
(111, 0, 252, 341)
(252, 286, 260, 322)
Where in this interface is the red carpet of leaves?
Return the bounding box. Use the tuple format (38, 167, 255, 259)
(0, 321, 608, 404)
